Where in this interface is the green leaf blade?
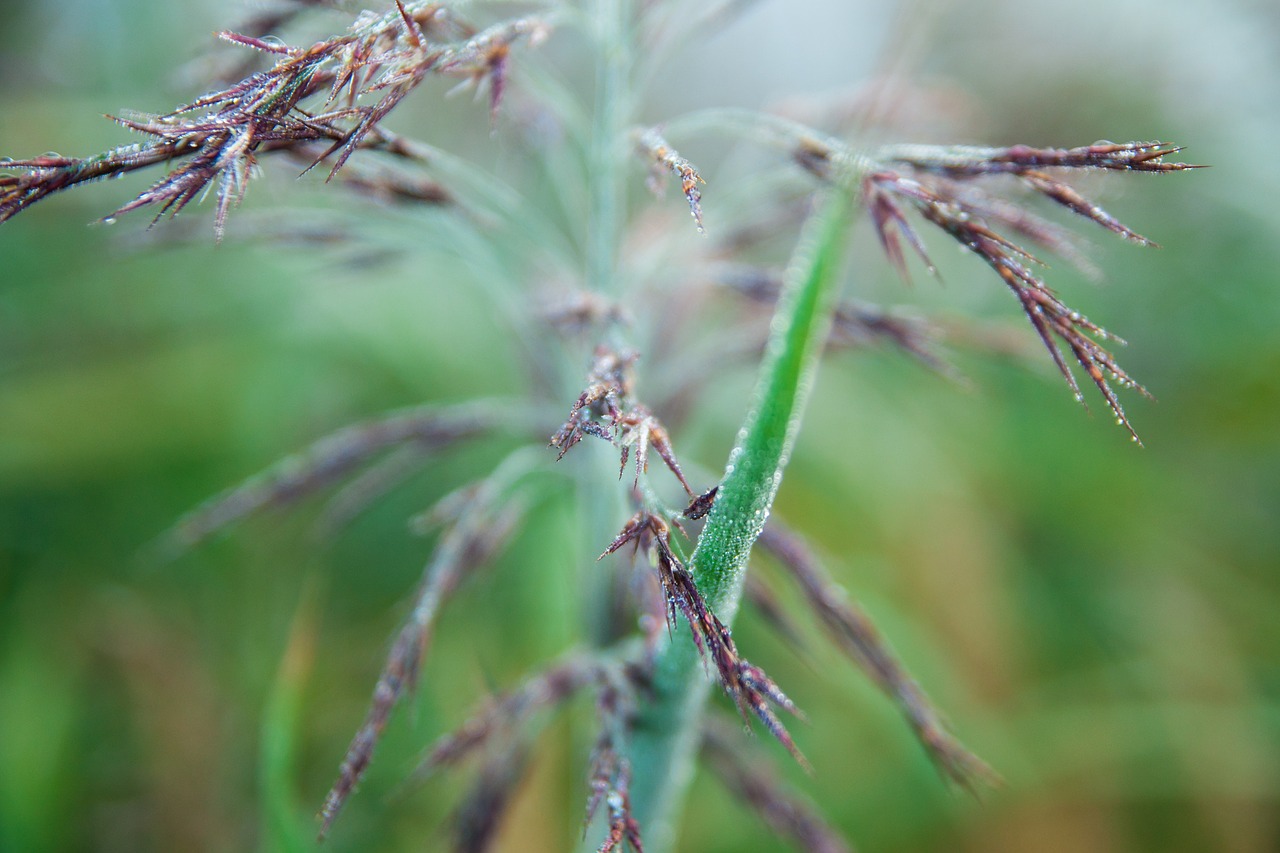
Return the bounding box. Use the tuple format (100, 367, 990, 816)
(623, 189, 857, 852)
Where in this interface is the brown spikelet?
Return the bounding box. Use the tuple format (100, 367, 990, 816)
(552, 347, 698, 495)
(317, 491, 528, 838)
(757, 522, 997, 792)
(583, 675, 645, 853)
(606, 512, 808, 768)
(1, 8, 550, 234)
(868, 168, 1153, 442)
(166, 402, 500, 551)
(311, 444, 434, 535)
(550, 346, 635, 459)
(430, 17, 550, 126)
(540, 291, 631, 337)
(703, 721, 853, 853)
(413, 653, 601, 778)
(1021, 170, 1156, 245)
(787, 134, 1198, 440)
(593, 759, 644, 853)
(682, 486, 719, 521)
(925, 176, 1100, 277)
(717, 265, 945, 372)
(878, 140, 1200, 176)
(864, 173, 935, 283)
(451, 741, 532, 853)
(636, 128, 707, 233)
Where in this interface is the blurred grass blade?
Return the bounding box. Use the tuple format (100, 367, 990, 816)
(702, 720, 853, 853)
(162, 400, 509, 553)
(260, 586, 319, 853)
(757, 522, 996, 791)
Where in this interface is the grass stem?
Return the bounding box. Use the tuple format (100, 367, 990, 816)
(625, 189, 858, 851)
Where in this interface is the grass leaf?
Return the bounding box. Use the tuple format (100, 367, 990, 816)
(623, 188, 856, 851)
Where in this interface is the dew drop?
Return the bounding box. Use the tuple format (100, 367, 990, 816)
(102, 217, 117, 225)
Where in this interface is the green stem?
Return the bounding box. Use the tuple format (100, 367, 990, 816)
(587, 0, 631, 297)
(576, 0, 634, 634)
(626, 189, 857, 852)
(575, 3, 635, 849)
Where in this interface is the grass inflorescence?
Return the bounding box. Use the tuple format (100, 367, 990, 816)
(0, 2, 1199, 850)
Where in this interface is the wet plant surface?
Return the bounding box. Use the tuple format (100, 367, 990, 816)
(3, 2, 1278, 852)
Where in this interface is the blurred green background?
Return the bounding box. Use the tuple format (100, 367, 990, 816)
(2, 1, 1278, 851)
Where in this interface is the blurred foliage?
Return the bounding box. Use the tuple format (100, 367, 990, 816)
(2, 1, 1279, 852)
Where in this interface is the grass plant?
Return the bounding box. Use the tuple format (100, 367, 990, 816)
(0, 2, 1199, 850)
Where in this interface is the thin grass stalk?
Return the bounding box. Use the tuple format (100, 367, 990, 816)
(578, 4, 636, 846)
(260, 588, 319, 853)
(562, 0, 633, 635)
(624, 188, 859, 851)
(588, 0, 632, 299)
(579, 439, 631, 647)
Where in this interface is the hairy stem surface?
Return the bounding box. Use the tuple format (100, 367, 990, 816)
(626, 190, 857, 851)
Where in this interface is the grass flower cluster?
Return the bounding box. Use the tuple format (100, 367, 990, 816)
(0, 1, 1198, 850)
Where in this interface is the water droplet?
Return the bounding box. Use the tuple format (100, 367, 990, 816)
(102, 217, 117, 225)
